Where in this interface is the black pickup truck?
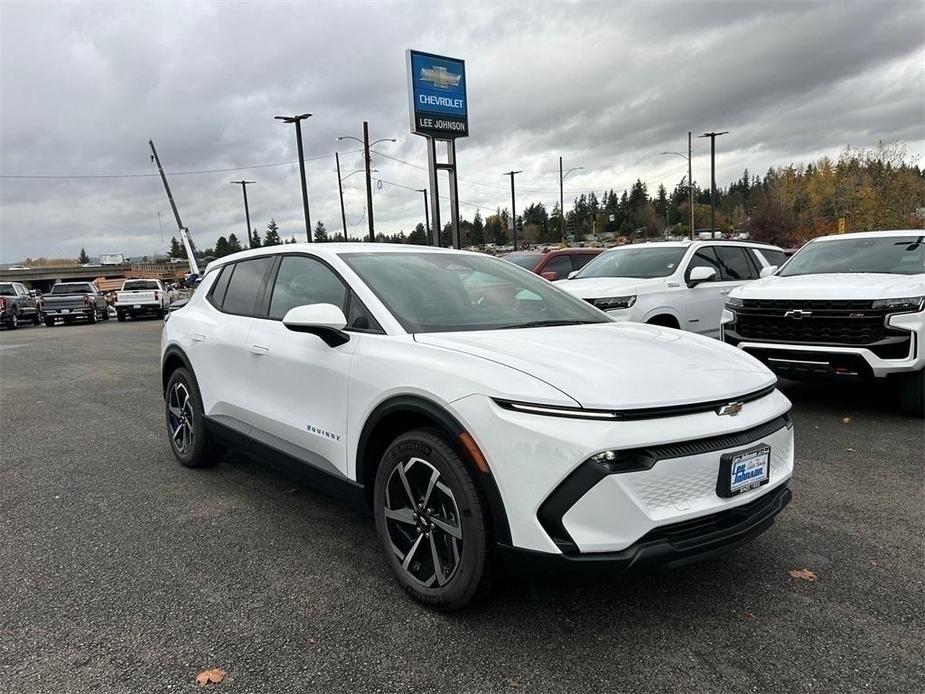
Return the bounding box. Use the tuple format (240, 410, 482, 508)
(0, 282, 41, 329)
(42, 282, 109, 326)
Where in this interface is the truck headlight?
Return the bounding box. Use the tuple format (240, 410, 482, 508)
(872, 296, 924, 313)
(724, 296, 744, 310)
(593, 295, 636, 311)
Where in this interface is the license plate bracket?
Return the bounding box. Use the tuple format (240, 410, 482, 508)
(717, 444, 771, 498)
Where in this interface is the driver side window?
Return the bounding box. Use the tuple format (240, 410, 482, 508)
(269, 255, 347, 319)
(687, 247, 721, 280)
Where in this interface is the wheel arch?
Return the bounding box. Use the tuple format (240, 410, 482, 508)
(161, 345, 194, 396)
(356, 394, 512, 545)
(645, 311, 682, 329)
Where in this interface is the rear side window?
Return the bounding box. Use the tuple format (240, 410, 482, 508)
(715, 246, 758, 280)
(268, 255, 347, 319)
(571, 254, 596, 270)
(754, 248, 787, 268)
(221, 257, 273, 315)
(541, 255, 573, 278)
(207, 265, 233, 309)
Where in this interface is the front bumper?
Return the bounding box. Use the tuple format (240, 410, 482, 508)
(500, 483, 791, 577)
(452, 390, 794, 555)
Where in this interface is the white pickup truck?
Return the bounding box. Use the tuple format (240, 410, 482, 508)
(114, 279, 172, 321)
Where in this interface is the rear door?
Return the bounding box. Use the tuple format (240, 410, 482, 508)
(704, 245, 761, 336)
(680, 246, 725, 336)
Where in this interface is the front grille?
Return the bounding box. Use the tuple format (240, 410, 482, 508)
(734, 299, 891, 345)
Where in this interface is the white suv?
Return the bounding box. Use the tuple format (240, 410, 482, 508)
(557, 240, 786, 337)
(161, 244, 794, 609)
(723, 231, 924, 415)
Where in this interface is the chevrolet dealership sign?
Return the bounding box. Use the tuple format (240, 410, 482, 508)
(407, 49, 468, 139)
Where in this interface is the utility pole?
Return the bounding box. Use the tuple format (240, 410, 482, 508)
(230, 180, 255, 249)
(337, 124, 397, 243)
(504, 170, 522, 250)
(275, 113, 313, 242)
(688, 131, 694, 241)
(335, 152, 347, 237)
(699, 130, 728, 238)
(416, 189, 430, 245)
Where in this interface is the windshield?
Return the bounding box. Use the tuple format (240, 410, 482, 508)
(0, 284, 15, 296)
(502, 254, 540, 270)
(340, 251, 609, 333)
(576, 246, 687, 279)
(780, 236, 924, 276)
(123, 280, 160, 290)
(51, 283, 93, 294)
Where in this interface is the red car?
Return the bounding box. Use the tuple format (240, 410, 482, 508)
(502, 248, 603, 281)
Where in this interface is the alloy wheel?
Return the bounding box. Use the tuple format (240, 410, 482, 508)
(167, 382, 194, 455)
(383, 457, 463, 587)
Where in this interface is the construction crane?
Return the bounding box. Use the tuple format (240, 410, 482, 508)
(148, 139, 199, 276)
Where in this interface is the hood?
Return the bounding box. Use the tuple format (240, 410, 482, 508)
(732, 273, 924, 300)
(555, 276, 666, 299)
(415, 322, 774, 410)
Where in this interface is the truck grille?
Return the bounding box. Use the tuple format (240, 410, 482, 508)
(734, 299, 888, 345)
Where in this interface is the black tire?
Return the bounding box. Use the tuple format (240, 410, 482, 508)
(898, 369, 924, 417)
(164, 367, 225, 468)
(44, 317, 55, 327)
(102, 307, 111, 320)
(116, 311, 126, 322)
(87, 309, 97, 324)
(6, 313, 18, 330)
(32, 312, 41, 325)
(373, 428, 494, 611)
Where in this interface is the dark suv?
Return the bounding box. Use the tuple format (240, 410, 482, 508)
(502, 248, 602, 281)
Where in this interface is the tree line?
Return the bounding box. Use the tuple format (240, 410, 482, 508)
(171, 141, 924, 258)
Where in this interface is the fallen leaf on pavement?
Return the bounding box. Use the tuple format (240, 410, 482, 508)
(789, 568, 817, 582)
(744, 610, 757, 620)
(196, 668, 226, 686)
(842, 417, 851, 424)
(846, 448, 855, 452)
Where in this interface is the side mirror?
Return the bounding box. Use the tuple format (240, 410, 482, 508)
(567, 270, 579, 280)
(282, 303, 350, 347)
(687, 266, 716, 288)
(759, 265, 778, 278)
(540, 271, 558, 281)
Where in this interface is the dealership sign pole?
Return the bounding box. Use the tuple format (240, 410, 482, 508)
(406, 49, 468, 247)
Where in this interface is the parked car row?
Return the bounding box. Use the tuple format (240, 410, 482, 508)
(0, 278, 176, 329)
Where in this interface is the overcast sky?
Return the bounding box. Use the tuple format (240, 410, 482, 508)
(1, 0, 923, 261)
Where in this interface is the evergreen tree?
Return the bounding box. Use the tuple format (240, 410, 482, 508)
(78, 248, 89, 264)
(409, 222, 427, 245)
(288, 235, 297, 244)
(227, 233, 243, 252)
(214, 236, 232, 257)
(313, 220, 329, 243)
(168, 236, 183, 258)
(264, 219, 282, 246)
(250, 228, 262, 248)
(469, 211, 484, 246)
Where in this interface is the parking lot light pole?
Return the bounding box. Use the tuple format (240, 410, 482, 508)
(230, 180, 255, 249)
(660, 133, 695, 240)
(699, 130, 728, 237)
(337, 125, 397, 242)
(416, 188, 430, 245)
(275, 113, 313, 242)
(503, 170, 522, 250)
(559, 158, 583, 245)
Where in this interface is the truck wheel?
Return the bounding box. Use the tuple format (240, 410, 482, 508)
(116, 311, 126, 322)
(898, 369, 924, 417)
(44, 317, 55, 327)
(165, 367, 225, 468)
(7, 314, 18, 330)
(102, 307, 111, 320)
(32, 313, 41, 325)
(88, 309, 97, 324)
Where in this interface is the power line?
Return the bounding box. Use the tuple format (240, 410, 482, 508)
(0, 148, 363, 180)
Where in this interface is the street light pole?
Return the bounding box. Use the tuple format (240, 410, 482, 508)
(275, 113, 313, 242)
(230, 180, 255, 248)
(688, 131, 693, 241)
(699, 130, 728, 237)
(416, 189, 430, 245)
(558, 159, 584, 245)
(335, 152, 347, 237)
(503, 170, 523, 250)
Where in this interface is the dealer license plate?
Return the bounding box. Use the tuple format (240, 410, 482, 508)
(134, 304, 141, 309)
(718, 445, 770, 497)
(61, 308, 69, 314)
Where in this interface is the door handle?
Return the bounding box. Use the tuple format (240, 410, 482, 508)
(189, 333, 206, 342)
(249, 344, 270, 355)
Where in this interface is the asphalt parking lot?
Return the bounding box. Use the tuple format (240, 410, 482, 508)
(1, 319, 922, 693)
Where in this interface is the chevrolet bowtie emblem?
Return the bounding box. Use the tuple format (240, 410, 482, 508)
(784, 309, 813, 319)
(717, 401, 744, 416)
(420, 66, 461, 89)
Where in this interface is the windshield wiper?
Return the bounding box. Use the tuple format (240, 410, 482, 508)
(500, 319, 601, 329)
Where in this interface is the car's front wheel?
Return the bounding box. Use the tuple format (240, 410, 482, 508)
(165, 367, 224, 468)
(374, 428, 494, 610)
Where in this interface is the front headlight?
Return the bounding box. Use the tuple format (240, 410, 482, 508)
(871, 296, 925, 313)
(592, 295, 636, 311)
(724, 296, 744, 310)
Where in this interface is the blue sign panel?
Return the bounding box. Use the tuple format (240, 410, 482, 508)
(407, 49, 468, 139)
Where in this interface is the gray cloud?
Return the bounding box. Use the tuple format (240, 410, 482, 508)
(1, 0, 922, 261)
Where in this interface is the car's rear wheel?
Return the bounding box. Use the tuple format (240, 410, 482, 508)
(165, 367, 224, 468)
(117, 311, 126, 322)
(373, 428, 493, 610)
(44, 317, 54, 327)
(7, 314, 18, 330)
(32, 312, 41, 325)
(87, 309, 97, 324)
(898, 369, 924, 417)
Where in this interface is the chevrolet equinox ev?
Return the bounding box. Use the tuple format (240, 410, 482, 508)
(161, 244, 794, 609)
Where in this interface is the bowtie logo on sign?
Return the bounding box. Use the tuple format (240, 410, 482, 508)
(420, 66, 461, 89)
